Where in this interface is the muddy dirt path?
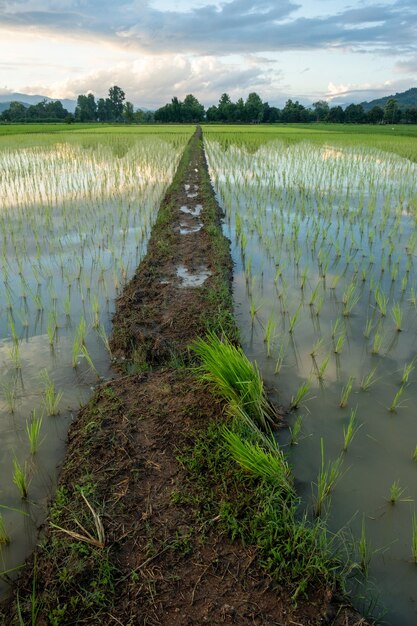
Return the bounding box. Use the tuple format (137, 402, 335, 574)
(0, 129, 368, 626)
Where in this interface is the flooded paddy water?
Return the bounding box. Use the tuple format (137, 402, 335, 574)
(205, 134, 417, 625)
(0, 128, 191, 595)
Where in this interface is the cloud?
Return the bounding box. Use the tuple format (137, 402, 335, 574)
(1, 0, 417, 57)
(325, 77, 415, 105)
(23, 54, 285, 108)
(395, 56, 417, 74)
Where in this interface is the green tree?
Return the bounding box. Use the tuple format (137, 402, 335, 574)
(281, 99, 308, 122)
(312, 100, 330, 121)
(123, 101, 135, 124)
(383, 98, 401, 124)
(182, 94, 205, 122)
(6, 101, 27, 121)
(217, 93, 233, 122)
(233, 97, 245, 122)
(404, 107, 417, 123)
(326, 106, 345, 123)
(97, 98, 112, 122)
(344, 103, 365, 123)
(75, 93, 97, 122)
(245, 92, 264, 123)
(206, 105, 219, 122)
(367, 106, 384, 124)
(108, 85, 126, 121)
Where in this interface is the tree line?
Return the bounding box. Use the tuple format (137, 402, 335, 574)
(1, 85, 417, 125)
(155, 93, 417, 124)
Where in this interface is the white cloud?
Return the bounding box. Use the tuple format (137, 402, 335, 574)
(325, 77, 415, 105)
(23, 54, 283, 108)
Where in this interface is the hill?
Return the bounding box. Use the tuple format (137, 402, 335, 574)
(0, 93, 76, 112)
(361, 87, 417, 111)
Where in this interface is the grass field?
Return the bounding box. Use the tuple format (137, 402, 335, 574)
(203, 123, 417, 162)
(0, 123, 195, 137)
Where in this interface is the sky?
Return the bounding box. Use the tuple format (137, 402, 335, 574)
(0, 0, 416, 109)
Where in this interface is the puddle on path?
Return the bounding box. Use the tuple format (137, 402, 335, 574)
(176, 264, 211, 288)
(180, 204, 203, 217)
(179, 222, 203, 235)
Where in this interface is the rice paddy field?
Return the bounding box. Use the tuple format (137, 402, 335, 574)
(0, 124, 193, 595)
(204, 123, 417, 625)
(2, 121, 417, 625)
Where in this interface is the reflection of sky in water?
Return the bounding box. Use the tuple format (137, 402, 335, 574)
(0, 132, 188, 595)
(206, 138, 417, 626)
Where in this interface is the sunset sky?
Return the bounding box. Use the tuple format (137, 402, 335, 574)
(0, 0, 416, 108)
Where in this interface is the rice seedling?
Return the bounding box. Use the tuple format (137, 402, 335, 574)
(274, 342, 285, 374)
(357, 516, 372, 576)
(46, 311, 57, 346)
(289, 415, 303, 446)
(401, 359, 415, 385)
(80, 344, 99, 376)
(26, 410, 43, 454)
(71, 336, 80, 369)
(288, 303, 302, 334)
(388, 480, 410, 504)
(317, 354, 330, 382)
(412, 512, 417, 564)
(371, 328, 384, 355)
(313, 439, 344, 517)
(309, 281, 321, 306)
(249, 298, 262, 323)
(389, 385, 406, 413)
(0, 514, 10, 545)
(191, 332, 274, 429)
(363, 317, 373, 339)
(334, 330, 346, 355)
(342, 284, 360, 317)
(330, 274, 341, 289)
(374, 286, 388, 317)
(339, 376, 354, 408)
(290, 380, 312, 410)
(331, 318, 342, 339)
(1, 379, 18, 413)
(223, 428, 293, 492)
(13, 458, 29, 498)
(96, 323, 112, 356)
(8, 343, 21, 370)
(40, 370, 63, 416)
(263, 316, 276, 357)
(91, 295, 100, 329)
(76, 316, 87, 347)
(391, 302, 403, 331)
(342, 407, 361, 452)
(310, 337, 323, 358)
(413, 445, 417, 461)
(360, 367, 378, 391)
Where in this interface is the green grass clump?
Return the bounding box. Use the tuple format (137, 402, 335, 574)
(191, 332, 274, 430)
(223, 427, 292, 492)
(183, 416, 344, 601)
(188, 331, 349, 601)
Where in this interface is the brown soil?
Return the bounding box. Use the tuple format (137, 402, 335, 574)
(1, 370, 366, 626)
(110, 126, 235, 366)
(0, 129, 369, 625)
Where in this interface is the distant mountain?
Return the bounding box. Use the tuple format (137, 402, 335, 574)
(0, 93, 76, 113)
(360, 87, 417, 112)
